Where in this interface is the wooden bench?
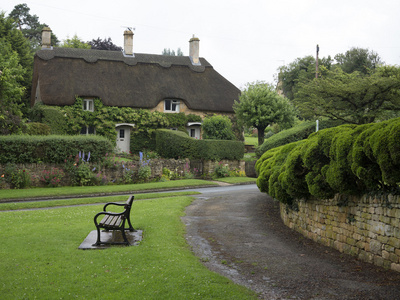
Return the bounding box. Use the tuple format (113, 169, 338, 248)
(93, 195, 135, 246)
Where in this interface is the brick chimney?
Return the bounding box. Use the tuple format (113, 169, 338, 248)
(123, 29, 134, 56)
(189, 35, 200, 65)
(41, 27, 52, 49)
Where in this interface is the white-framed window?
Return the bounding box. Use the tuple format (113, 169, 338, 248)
(80, 126, 95, 135)
(164, 99, 180, 112)
(83, 99, 94, 112)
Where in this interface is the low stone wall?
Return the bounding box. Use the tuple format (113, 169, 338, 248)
(0, 158, 247, 188)
(280, 194, 400, 272)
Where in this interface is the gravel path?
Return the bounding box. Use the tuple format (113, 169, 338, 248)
(182, 185, 400, 299)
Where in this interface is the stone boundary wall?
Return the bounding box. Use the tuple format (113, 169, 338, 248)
(280, 194, 400, 272)
(0, 159, 248, 189)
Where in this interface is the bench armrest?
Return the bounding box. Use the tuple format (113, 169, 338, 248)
(103, 202, 125, 211)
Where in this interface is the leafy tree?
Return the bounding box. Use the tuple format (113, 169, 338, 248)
(334, 47, 382, 75)
(0, 40, 25, 134)
(162, 48, 183, 56)
(277, 55, 333, 100)
(294, 66, 400, 124)
(88, 37, 122, 51)
(202, 115, 236, 140)
(60, 35, 91, 49)
(0, 12, 33, 130)
(8, 3, 59, 50)
(234, 82, 296, 146)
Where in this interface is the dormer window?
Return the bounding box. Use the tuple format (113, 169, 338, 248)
(164, 99, 180, 112)
(83, 99, 94, 112)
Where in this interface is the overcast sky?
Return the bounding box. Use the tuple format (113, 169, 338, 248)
(2, 0, 400, 89)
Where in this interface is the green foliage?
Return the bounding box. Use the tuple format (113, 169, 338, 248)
(202, 114, 235, 140)
(278, 55, 333, 100)
(0, 135, 113, 164)
(39, 167, 65, 187)
(256, 120, 342, 157)
(214, 162, 230, 178)
(60, 34, 90, 49)
(3, 164, 31, 189)
(294, 66, 400, 124)
(162, 48, 183, 56)
(256, 117, 400, 203)
(130, 131, 157, 153)
(234, 82, 296, 146)
(334, 47, 382, 74)
(0, 107, 24, 135)
(156, 129, 244, 161)
(164, 112, 188, 130)
(186, 114, 202, 123)
(25, 122, 50, 135)
(8, 3, 59, 50)
(31, 99, 170, 146)
(0, 10, 35, 119)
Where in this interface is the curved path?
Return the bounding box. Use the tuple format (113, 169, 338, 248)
(182, 184, 400, 299)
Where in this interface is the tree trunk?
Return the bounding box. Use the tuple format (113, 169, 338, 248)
(257, 127, 265, 146)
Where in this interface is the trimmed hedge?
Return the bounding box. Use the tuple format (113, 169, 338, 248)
(256, 119, 343, 157)
(155, 129, 244, 160)
(0, 135, 113, 164)
(256, 118, 400, 204)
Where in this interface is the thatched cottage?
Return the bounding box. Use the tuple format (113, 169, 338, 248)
(31, 28, 240, 152)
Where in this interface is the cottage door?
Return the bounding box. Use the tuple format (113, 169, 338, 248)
(115, 124, 134, 153)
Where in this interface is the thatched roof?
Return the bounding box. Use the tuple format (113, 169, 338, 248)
(31, 48, 240, 113)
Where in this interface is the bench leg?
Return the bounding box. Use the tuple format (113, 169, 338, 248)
(93, 226, 102, 246)
(127, 217, 135, 232)
(121, 228, 130, 245)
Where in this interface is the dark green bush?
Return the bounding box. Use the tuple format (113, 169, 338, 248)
(156, 129, 244, 160)
(130, 131, 157, 153)
(0, 135, 113, 164)
(256, 118, 400, 203)
(256, 120, 343, 157)
(25, 122, 51, 135)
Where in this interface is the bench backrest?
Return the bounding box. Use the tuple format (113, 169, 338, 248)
(123, 195, 134, 216)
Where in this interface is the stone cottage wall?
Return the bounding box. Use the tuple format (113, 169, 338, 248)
(280, 194, 400, 272)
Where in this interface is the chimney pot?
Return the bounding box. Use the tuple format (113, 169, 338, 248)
(124, 30, 134, 56)
(189, 35, 200, 65)
(41, 27, 52, 49)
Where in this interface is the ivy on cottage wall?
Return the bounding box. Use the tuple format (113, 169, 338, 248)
(31, 98, 204, 145)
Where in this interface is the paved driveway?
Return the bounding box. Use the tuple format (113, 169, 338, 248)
(182, 184, 400, 299)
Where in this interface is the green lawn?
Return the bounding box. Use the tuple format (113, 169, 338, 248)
(0, 196, 256, 299)
(244, 136, 258, 146)
(0, 191, 200, 211)
(0, 179, 218, 200)
(215, 177, 256, 184)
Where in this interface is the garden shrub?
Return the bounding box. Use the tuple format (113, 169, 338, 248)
(256, 119, 343, 157)
(3, 164, 31, 189)
(39, 167, 65, 187)
(130, 130, 157, 153)
(256, 117, 400, 203)
(0, 135, 113, 164)
(25, 122, 51, 135)
(214, 162, 230, 178)
(155, 129, 244, 160)
(202, 115, 236, 140)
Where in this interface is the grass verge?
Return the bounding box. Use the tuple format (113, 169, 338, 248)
(0, 196, 256, 299)
(0, 179, 218, 201)
(215, 177, 257, 184)
(0, 191, 200, 211)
